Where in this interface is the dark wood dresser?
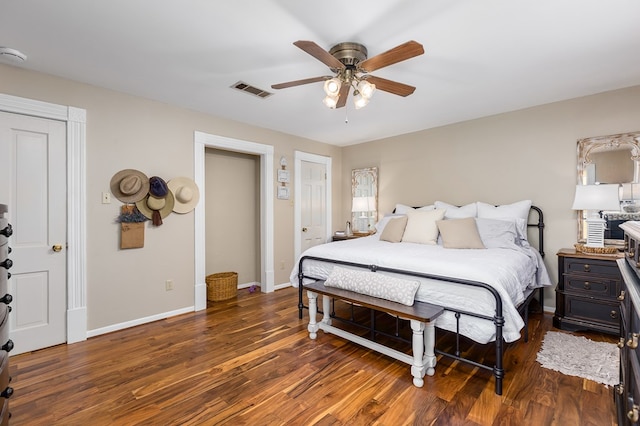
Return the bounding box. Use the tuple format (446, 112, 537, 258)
(0, 204, 13, 425)
(616, 221, 640, 425)
(553, 248, 624, 335)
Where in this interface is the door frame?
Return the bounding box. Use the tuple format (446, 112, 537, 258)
(0, 93, 87, 344)
(294, 151, 332, 260)
(193, 131, 274, 310)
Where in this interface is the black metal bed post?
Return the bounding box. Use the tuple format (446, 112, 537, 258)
(493, 296, 505, 396)
(298, 257, 305, 319)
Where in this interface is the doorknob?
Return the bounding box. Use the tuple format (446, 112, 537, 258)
(52, 244, 63, 252)
(302, 227, 308, 232)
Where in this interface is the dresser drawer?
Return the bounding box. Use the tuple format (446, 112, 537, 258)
(564, 257, 622, 279)
(563, 276, 620, 300)
(564, 295, 620, 327)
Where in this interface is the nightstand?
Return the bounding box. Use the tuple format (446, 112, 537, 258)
(553, 248, 624, 335)
(332, 233, 372, 242)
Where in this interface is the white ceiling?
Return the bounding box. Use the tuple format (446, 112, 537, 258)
(1, 1, 639, 146)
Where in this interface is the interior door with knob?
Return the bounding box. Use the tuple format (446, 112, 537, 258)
(300, 160, 327, 252)
(0, 111, 67, 355)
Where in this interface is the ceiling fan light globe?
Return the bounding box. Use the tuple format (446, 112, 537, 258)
(323, 95, 338, 109)
(323, 78, 342, 96)
(353, 94, 369, 109)
(358, 80, 376, 99)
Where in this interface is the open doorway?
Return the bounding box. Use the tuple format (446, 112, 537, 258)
(193, 132, 274, 311)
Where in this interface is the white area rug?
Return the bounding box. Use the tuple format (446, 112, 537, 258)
(536, 331, 619, 386)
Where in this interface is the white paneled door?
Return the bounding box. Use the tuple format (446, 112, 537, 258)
(0, 111, 67, 355)
(300, 160, 327, 252)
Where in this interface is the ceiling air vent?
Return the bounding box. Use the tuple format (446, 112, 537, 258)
(231, 81, 273, 99)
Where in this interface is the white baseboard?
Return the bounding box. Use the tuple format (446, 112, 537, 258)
(87, 306, 194, 338)
(67, 307, 87, 344)
(274, 282, 292, 290)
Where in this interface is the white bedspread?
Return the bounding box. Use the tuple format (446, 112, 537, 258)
(290, 236, 552, 343)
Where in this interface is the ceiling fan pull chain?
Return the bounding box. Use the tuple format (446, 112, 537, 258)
(344, 103, 349, 124)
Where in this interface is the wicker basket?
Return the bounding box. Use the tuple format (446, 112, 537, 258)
(206, 272, 238, 301)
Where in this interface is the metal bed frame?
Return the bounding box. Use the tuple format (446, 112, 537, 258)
(296, 206, 545, 395)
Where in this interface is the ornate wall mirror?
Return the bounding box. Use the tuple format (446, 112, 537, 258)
(577, 131, 640, 244)
(351, 167, 378, 233)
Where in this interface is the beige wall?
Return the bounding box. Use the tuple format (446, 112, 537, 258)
(0, 63, 342, 331)
(205, 148, 260, 285)
(341, 84, 640, 309)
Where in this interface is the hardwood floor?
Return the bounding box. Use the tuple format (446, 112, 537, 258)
(9, 287, 617, 425)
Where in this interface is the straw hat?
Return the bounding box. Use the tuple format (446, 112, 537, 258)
(136, 191, 175, 223)
(167, 177, 200, 214)
(110, 169, 149, 203)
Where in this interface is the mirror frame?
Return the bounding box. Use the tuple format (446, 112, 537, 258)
(351, 167, 378, 234)
(577, 131, 640, 245)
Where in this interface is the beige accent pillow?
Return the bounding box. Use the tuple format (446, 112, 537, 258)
(401, 209, 446, 244)
(436, 217, 486, 249)
(379, 215, 408, 243)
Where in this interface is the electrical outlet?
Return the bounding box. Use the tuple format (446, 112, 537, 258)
(102, 192, 111, 204)
(165, 280, 173, 291)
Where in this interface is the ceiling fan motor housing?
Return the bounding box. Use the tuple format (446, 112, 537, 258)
(329, 42, 368, 70)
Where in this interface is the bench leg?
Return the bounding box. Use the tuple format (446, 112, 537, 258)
(410, 319, 426, 387)
(321, 295, 332, 326)
(424, 322, 436, 377)
(307, 290, 319, 340)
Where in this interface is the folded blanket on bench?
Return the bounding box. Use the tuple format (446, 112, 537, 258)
(324, 266, 420, 306)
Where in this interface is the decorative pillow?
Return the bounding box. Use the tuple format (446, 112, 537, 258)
(379, 215, 408, 243)
(475, 218, 518, 248)
(436, 217, 485, 249)
(374, 214, 406, 233)
(434, 201, 477, 219)
(401, 208, 446, 244)
(394, 203, 435, 214)
(324, 266, 420, 306)
(476, 200, 532, 241)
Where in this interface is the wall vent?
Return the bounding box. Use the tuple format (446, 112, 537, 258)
(231, 81, 273, 99)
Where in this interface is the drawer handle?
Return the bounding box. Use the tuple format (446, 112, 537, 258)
(619, 337, 626, 348)
(0, 259, 12, 270)
(2, 339, 13, 353)
(619, 290, 627, 301)
(0, 294, 10, 305)
(611, 310, 619, 319)
(583, 264, 591, 272)
(629, 404, 640, 423)
(628, 333, 639, 349)
(629, 250, 636, 259)
(0, 387, 12, 399)
(0, 224, 12, 238)
(584, 282, 591, 290)
(616, 383, 625, 395)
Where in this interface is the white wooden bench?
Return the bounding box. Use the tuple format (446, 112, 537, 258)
(305, 281, 444, 387)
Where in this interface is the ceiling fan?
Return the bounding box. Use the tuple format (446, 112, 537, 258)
(272, 40, 424, 109)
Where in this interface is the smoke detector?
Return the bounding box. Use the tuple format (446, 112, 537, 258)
(0, 47, 27, 62)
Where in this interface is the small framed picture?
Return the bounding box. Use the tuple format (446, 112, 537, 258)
(277, 186, 290, 200)
(277, 169, 290, 183)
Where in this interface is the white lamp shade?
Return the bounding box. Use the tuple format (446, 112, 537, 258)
(352, 196, 375, 212)
(357, 80, 376, 99)
(322, 95, 338, 109)
(571, 184, 620, 211)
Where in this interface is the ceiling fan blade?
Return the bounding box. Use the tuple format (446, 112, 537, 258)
(271, 76, 331, 90)
(365, 75, 416, 97)
(335, 83, 350, 108)
(359, 40, 424, 73)
(294, 40, 346, 70)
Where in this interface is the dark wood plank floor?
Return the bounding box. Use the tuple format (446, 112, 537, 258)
(9, 287, 617, 425)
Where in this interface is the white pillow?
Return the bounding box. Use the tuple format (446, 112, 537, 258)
(394, 203, 435, 214)
(434, 201, 477, 219)
(401, 209, 446, 244)
(476, 200, 532, 241)
(475, 218, 518, 248)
